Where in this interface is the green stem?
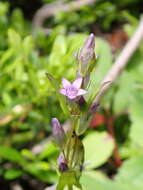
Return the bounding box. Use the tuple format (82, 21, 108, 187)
(71, 134, 77, 168)
(66, 116, 78, 163)
(66, 135, 72, 164)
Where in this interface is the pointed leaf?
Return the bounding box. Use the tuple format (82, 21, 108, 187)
(46, 73, 69, 117)
(57, 172, 81, 190)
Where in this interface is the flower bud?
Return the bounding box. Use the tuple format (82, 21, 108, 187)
(57, 153, 68, 172)
(89, 101, 100, 114)
(78, 33, 96, 76)
(51, 118, 66, 148)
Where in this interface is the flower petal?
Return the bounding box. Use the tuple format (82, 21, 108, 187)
(72, 78, 83, 89)
(62, 78, 71, 89)
(59, 89, 67, 96)
(77, 89, 87, 96)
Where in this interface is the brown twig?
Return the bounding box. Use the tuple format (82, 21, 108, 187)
(32, 0, 96, 32)
(95, 17, 143, 103)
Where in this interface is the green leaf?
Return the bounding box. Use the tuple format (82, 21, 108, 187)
(130, 121, 143, 147)
(113, 72, 134, 114)
(21, 149, 36, 161)
(81, 170, 141, 190)
(129, 92, 143, 147)
(57, 171, 81, 190)
(76, 113, 92, 135)
(119, 142, 143, 159)
(48, 33, 87, 81)
(115, 155, 143, 189)
(8, 28, 21, 49)
(23, 36, 34, 56)
(11, 131, 34, 145)
(39, 142, 59, 160)
(81, 171, 116, 190)
(0, 49, 14, 64)
(0, 146, 57, 183)
(65, 134, 84, 171)
(0, 146, 27, 166)
(83, 132, 114, 169)
(46, 73, 69, 116)
(48, 35, 67, 72)
(0, 2, 9, 16)
(25, 162, 57, 183)
(4, 168, 22, 180)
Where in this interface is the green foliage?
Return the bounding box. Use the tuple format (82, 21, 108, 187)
(48, 33, 87, 79)
(80, 153, 143, 189)
(83, 132, 114, 169)
(0, 146, 27, 165)
(4, 169, 23, 180)
(0, 143, 58, 183)
(113, 72, 134, 114)
(129, 92, 143, 147)
(51, 0, 142, 32)
(80, 170, 143, 190)
(116, 154, 143, 185)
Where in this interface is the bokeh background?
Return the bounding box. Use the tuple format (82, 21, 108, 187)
(0, 0, 143, 189)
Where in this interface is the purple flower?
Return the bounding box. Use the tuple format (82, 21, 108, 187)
(59, 78, 86, 100)
(51, 118, 65, 148)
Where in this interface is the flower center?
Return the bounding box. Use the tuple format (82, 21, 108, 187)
(66, 85, 78, 98)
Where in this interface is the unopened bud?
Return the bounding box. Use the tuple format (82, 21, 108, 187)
(57, 153, 68, 172)
(52, 118, 66, 148)
(89, 101, 100, 114)
(84, 33, 95, 50)
(78, 33, 96, 76)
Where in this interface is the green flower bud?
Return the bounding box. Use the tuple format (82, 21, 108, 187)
(78, 33, 96, 76)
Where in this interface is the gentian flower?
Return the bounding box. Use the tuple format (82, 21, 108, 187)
(59, 78, 86, 100)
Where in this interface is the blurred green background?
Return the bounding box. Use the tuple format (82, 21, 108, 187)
(0, 0, 143, 189)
